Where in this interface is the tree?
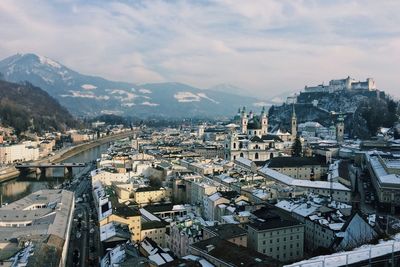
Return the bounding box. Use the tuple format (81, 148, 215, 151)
(292, 136, 302, 157)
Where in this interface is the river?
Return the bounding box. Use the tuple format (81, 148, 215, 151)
(0, 143, 109, 204)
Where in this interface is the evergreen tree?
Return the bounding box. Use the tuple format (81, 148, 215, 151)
(292, 136, 302, 157)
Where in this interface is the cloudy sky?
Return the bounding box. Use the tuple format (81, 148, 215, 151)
(0, 0, 399, 97)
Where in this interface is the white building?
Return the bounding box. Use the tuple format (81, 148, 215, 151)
(225, 107, 288, 161)
(304, 76, 376, 93)
(0, 142, 39, 164)
(0, 190, 74, 267)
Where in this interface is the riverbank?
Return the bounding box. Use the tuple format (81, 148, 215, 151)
(0, 130, 136, 183)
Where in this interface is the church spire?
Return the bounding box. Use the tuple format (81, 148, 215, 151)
(292, 103, 296, 118)
(291, 104, 297, 140)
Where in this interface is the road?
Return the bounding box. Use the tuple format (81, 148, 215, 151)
(66, 162, 100, 267)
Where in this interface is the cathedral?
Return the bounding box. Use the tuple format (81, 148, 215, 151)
(225, 106, 297, 161)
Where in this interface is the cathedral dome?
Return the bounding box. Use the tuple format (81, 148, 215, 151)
(247, 117, 261, 130)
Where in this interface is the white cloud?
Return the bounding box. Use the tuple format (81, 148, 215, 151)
(0, 1, 399, 97)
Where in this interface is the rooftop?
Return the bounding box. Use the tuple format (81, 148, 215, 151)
(204, 224, 247, 240)
(191, 236, 279, 267)
(268, 156, 327, 168)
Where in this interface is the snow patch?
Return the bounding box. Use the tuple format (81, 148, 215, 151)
(142, 101, 159, 106)
(197, 93, 219, 104)
(174, 91, 219, 103)
(81, 84, 97, 90)
(60, 90, 109, 100)
(106, 89, 137, 102)
(174, 92, 201, 102)
(38, 55, 61, 69)
(139, 88, 152, 94)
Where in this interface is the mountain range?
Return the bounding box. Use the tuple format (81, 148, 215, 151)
(0, 53, 269, 118)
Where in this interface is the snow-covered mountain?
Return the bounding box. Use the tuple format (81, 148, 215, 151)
(0, 53, 265, 118)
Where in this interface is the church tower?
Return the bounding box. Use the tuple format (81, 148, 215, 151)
(261, 106, 268, 135)
(336, 115, 344, 143)
(241, 107, 248, 134)
(291, 104, 297, 141)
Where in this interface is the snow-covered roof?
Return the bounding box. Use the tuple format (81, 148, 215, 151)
(328, 223, 345, 231)
(221, 215, 239, 224)
(367, 154, 400, 185)
(235, 157, 253, 168)
(285, 237, 400, 267)
(259, 167, 350, 191)
(208, 192, 222, 202)
(139, 208, 161, 222)
(148, 253, 173, 265)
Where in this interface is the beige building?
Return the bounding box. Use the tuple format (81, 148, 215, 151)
(133, 187, 172, 206)
(0, 142, 39, 164)
(194, 145, 225, 159)
(113, 182, 135, 202)
(268, 156, 328, 180)
(247, 211, 305, 263)
(99, 206, 142, 242)
(140, 221, 167, 247)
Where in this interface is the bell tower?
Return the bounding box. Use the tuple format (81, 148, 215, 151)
(241, 107, 248, 134)
(291, 104, 297, 141)
(336, 115, 345, 143)
(261, 106, 268, 135)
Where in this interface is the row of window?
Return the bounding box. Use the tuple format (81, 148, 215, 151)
(262, 235, 301, 244)
(262, 227, 301, 237)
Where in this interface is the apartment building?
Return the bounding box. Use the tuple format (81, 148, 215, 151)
(247, 209, 305, 263)
(268, 156, 328, 180)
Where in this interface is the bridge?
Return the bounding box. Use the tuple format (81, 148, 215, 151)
(15, 162, 86, 178)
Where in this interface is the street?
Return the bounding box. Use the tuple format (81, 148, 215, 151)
(66, 162, 100, 267)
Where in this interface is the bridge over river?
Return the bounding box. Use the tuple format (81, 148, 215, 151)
(15, 162, 86, 178)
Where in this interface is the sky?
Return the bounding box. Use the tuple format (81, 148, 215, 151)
(0, 0, 399, 98)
